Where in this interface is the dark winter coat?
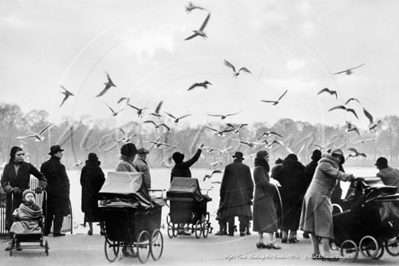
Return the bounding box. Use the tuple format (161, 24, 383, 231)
(253, 161, 278, 233)
(40, 156, 70, 216)
(80, 160, 105, 220)
(274, 157, 307, 231)
(1, 162, 47, 230)
(170, 149, 202, 183)
(304, 160, 318, 188)
(217, 159, 254, 220)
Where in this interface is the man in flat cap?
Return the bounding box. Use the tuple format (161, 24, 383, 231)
(41, 145, 70, 237)
(134, 148, 151, 190)
(375, 157, 399, 190)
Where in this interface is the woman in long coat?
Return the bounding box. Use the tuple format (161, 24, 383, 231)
(299, 148, 355, 260)
(274, 153, 307, 243)
(253, 150, 281, 249)
(80, 153, 105, 235)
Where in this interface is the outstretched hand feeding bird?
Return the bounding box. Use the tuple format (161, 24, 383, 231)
(317, 88, 337, 99)
(184, 12, 211, 40)
(96, 72, 116, 97)
(261, 90, 288, 106)
(59, 86, 74, 107)
(224, 60, 252, 78)
(334, 63, 365, 75)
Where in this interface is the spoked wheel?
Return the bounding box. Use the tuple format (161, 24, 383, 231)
(44, 239, 49, 256)
(360, 236, 379, 258)
(385, 237, 399, 256)
(166, 214, 174, 239)
(194, 220, 202, 239)
(341, 240, 358, 262)
(136, 230, 151, 264)
(104, 238, 120, 262)
(368, 242, 384, 260)
(202, 212, 210, 238)
(150, 229, 164, 261)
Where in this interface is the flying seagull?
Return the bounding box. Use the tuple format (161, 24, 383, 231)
(345, 121, 360, 135)
(185, 2, 206, 13)
(232, 139, 261, 148)
(149, 100, 164, 118)
(188, 81, 212, 91)
(59, 86, 74, 107)
(165, 112, 192, 124)
(344, 98, 361, 105)
(207, 111, 241, 120)
(328, 105, 358, 119)
(261, 90, 288, 106)
(117, 97, 130, 105)
(16, 124, 53, 142)
(363, 108, 381, 130)
(203, 170, 223, 182)
(147, 141, 177, 149)
(346, 147, 367, 159)
(105, 103, 124, 116)
(258, 131, 283, 139)
(224, 60, 252, 78)
(334, 63, 365, 75)
(128, 104, 148, 117)
(226, 123, 248, 134)
(205, 125, 234, 137)
(116, 128, 136, 143)
(184, 12, 211, 40)
(317, 88, 337, 99)
(144, 120, 171, 131)
(353, 138, 375, 145)
(96, 72, 116, 97)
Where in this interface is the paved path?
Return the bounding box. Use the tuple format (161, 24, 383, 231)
(1, 230, 398, 266)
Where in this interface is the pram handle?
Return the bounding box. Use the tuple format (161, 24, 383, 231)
(149, 189, 167, 199)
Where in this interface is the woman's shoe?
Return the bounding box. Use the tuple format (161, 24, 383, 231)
(256, 242, 269, 249)
(267, 243, 281, 250)
(288, 237, 299, 243)
(87, 230, 93, 236)
(311, 254, 323, 260)
(281, 237, 288, 243)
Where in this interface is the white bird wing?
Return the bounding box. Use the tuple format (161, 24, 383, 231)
(199, 12, 211, 31)
(39, 124, 53, 135)
(224, 60, 236, 72)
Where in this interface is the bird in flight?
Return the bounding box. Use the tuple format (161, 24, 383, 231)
(17, 124, 53, 142)
(149, 100, 164, 118)
(345, 121, 360, 135)
(205, 125, 234, 137)
(261, 90, 288, 106)
(328, 105, 359, 119)
(258, 131, 283, 139)
(96, 72, 116, 97)
(226, 123, 248, 134)
(317, 88, 337, 99)
(353, 138, 375, 145)
(59, 86, 74, 107)
(344, 97, 361, 105)
(346, 148, 367, 159)
(116, 128, 136, 143)
(128, 104, 148, 117)
(188, 81, 212, 91)
(117, 97, 130, 105)
(147, 141, 177, 149)
(184, 12, 211, 40)
(207, 111, 241, 120)
(210, 161, 224, 167)
(144, 120, 170, 131)
(185, 2, 206, 13)
(334, 63, 365, 75)
(363, 108, 381, 130)
(224, 60, 252, 78)
(70, 160, 83, 170)
(216, 146, 232, 155)
(232, 139, 261, 148)
(165, 112, 192, 124)
(105, 103, 124, 116)
(203, 170, 222, 182)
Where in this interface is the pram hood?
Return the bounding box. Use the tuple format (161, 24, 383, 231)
(167, 177, 204, 201)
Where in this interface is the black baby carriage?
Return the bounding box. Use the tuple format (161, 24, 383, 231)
(9, 190, 49, 256)
(99, 172, 166, 264)
(333, 178, 399, 262)
(166, 177, 212, 239)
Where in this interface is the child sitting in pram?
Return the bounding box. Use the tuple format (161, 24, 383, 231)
(9, 190, 43, 250)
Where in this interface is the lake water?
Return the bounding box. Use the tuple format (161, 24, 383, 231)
(67, 166, 380, 234)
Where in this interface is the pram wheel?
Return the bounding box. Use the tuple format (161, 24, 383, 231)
(385, 237, 399, 256)
(194, 220, 202, 239)
(340, 240, 358, 262)
(360, 236, 379, 258)
(202, 212, 210, 238)
(150, 229, 164, 261)
(166, 214, 175, 238)
(137, 230, 150, 264)
(104, 239, 120, 262)
(369, 243, 384, 260)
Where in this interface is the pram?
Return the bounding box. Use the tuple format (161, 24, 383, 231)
(99, 172, 166, 264)
(9, 190, 49, 256)
(166, 177, 212, 239)
(333, 178, 399, 262)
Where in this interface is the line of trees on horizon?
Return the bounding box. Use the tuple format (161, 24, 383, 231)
(1, 102, 399, 170)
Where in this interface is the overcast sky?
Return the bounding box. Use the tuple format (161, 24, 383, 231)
(1, 0, 398, 131)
